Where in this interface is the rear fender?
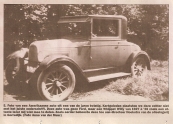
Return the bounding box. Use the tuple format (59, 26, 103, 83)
(125, 51, 151, 72)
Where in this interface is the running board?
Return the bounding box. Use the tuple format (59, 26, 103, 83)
(88, 72, 131, 82)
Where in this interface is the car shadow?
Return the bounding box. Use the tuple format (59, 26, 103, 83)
(74, 79, 117, 93)
(4, 77, 121, 101)
(4, 81, 30, 101)
(4, 80, 42, 101)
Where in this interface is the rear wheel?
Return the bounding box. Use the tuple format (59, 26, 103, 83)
(131, 57, 147, 77)
(37, 64, 76, 101)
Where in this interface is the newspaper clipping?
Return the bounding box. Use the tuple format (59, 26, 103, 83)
(1, 0, 173, 124)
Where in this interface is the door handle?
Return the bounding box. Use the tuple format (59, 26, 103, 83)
(115, 46, 118, 49)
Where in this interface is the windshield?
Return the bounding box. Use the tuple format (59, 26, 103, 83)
(58, 22, 91, 39)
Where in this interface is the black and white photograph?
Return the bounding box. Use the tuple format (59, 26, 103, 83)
(3, 4, 169, 101)
(1, 1, 173, 124)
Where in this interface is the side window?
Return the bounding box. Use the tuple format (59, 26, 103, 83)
(93, 19, 119, 37)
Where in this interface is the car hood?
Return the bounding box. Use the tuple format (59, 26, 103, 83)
(30, 38, 89, 48)
(29, 38, 89, 62)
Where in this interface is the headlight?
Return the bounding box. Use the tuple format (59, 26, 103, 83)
(29, 44, 38, 62)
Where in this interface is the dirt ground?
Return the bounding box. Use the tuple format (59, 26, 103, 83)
(3, 76, 151, 101)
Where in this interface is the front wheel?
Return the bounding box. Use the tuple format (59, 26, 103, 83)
(131, 57, 147, 78)
(37, 64, 76, 101)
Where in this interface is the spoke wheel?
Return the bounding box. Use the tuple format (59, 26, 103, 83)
(5, 60, 20, 84)
(37, 64, 75, 101)
(131, 57, 147, 77)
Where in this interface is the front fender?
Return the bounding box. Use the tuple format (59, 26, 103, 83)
(31, 54, 89, 83)
(39, 55, 80, 71)
(126, 50, 151, 71)
(7, 48, 29, 61)
(5, 48, 28, 70)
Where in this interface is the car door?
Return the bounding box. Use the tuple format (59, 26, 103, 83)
(89, 18, 120, 69)
(89, 40, 120, 69)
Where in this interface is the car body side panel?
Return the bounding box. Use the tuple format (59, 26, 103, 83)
(114, 41, 132, 66)
(90, 40, 119, 69)
(89, 40, 137, 69)
(69, 46, 91, 70)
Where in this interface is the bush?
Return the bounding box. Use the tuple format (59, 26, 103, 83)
(105, 61, 168, 101)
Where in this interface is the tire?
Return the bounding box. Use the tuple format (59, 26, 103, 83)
(37, 64, 76, 101)
(5, 59, 20, 84)
(131, 57, 147, 78)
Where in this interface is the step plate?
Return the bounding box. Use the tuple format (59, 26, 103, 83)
(88, 72, 131, 82)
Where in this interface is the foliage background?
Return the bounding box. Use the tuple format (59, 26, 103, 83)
(4, 4, 169, 60)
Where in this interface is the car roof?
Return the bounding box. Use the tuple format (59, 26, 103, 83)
(58, 15, 127, 23)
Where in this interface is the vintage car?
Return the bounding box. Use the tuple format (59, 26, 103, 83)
(5, 15, 151, 101)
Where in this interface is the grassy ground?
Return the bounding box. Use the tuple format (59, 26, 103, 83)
(4, 60, 168, 101)
(105, 60, 168, 101)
